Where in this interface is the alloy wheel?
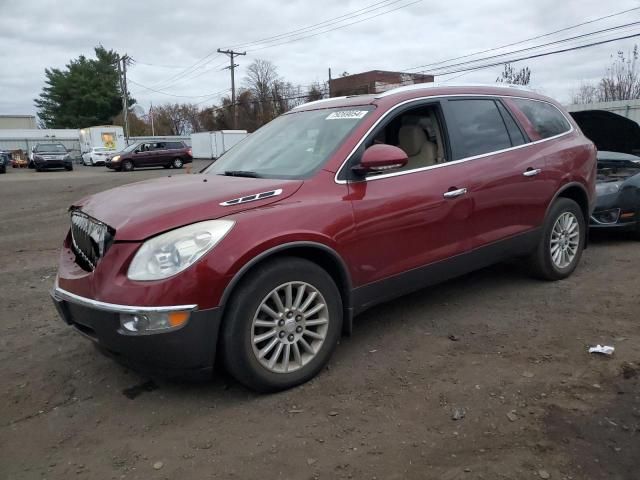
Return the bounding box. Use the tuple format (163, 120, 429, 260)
(550, 211, 579, 269)
(251, 281, 329, 374)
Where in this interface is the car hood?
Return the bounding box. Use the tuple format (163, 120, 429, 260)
(72, 174, 303, 240)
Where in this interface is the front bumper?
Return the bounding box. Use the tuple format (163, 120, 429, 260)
(51, 285, 222, 375)
(105, 161, 120, 169)
(35, 159, 72, 169)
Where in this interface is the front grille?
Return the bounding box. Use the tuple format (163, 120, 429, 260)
(70, 209, 114, 271)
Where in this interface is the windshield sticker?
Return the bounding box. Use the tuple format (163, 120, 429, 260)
(326, 110, 369, 120)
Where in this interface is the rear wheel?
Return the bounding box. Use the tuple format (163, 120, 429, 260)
(172, 157, 184, 169)
(221, 257, 343, 392)
(528, 198, 585, 280)
(122, 159, 134, 172)
(65, 164, 73, 171)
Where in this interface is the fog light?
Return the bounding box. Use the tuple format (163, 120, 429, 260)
(120, 311, 190, 334)
(592, 208, 621, 225)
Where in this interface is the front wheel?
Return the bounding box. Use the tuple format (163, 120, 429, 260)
(221, 257, 343, 392)
(528, 198, 585, 280)
(121, 159, 134, 172)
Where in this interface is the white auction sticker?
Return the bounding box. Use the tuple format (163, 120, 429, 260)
(326, 110, 369, 120)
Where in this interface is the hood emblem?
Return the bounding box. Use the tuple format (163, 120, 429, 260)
(219, 189, 283, 206)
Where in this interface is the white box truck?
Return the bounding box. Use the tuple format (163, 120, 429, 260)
(79, 126, 126, 154)
(190, 130, 248, 159)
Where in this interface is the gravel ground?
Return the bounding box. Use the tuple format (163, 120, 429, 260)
(0, 162, 638, 480)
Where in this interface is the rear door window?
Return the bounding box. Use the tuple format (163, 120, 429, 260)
(512, 99, 571, 139)
(445, 99, 512, 159)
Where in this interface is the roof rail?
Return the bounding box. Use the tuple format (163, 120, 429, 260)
(291, 96, 348, 110)
(375, 82, 534, 98)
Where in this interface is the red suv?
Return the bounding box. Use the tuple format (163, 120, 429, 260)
(52, 85, 596, 392)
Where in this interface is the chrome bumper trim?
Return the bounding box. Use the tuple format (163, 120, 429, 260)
(51, 284, 198, 314)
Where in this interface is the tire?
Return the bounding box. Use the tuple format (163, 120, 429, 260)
(528, 198, 585, 280)
(122, 159, 134, 172)
(172, 157, 184, 169)
(221, 257, 343, 392)
(65, 165, 73, 171)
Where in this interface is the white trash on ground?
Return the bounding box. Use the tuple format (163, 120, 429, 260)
(588, 345, 615, 355)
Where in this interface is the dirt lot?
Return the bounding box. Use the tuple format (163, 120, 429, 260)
(0, 162, 638, 480)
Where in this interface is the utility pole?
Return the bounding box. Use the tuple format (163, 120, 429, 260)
(328, 67, 332, 98)
(150, 102, 155, 136)
(117, 54, 130, 144)
(217, 48, 246, 129)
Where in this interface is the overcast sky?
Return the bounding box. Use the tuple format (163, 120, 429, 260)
(1, 0, 639, 118)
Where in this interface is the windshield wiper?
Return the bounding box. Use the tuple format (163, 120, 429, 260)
(222, 170, 262, 178)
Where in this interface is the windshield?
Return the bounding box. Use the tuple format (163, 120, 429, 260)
(36, 144, 66, 153)
(121, 143, 139, 153)
(205, 106, 374, 179)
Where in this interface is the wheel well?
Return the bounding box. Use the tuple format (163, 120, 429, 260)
(220, 245, 353, 334)
(557, 185, 589, 221)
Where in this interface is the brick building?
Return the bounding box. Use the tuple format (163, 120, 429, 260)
(329, 70, 434, 97)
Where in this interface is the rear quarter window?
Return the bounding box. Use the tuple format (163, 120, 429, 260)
(166, 142, 185, 149)
(512, 99, 571, 139)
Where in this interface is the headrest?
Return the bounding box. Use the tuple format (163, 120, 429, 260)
(398, 125, 428, 156)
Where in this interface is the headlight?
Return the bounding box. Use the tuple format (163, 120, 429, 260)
(127, 220, 235, 281)
(595, 182, 621, 195)
(111, 155, 121, 162)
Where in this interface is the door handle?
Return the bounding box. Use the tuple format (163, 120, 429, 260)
(523, 168, 542, 177)
(443, 187, 467, 199)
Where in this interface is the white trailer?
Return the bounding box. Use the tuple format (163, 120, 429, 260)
(78, 126, 126, 154)
(190, 130, 248, 159)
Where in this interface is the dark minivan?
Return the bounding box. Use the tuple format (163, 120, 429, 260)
(106, 141, 192, 171)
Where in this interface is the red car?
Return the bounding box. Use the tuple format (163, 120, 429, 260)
(52, 84, 596, 392)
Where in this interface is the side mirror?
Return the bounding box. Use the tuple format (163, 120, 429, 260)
(353, 144, 408, 174)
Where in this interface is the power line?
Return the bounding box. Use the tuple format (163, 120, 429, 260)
(224, 0, 405, 49)
(138, 0, 417, 89)
(406, 20, 640, 74)
(128, 79, 231, 99)
(402, 5, 640, 73)
(149, 54, 224, 91)
(425, 31, 640, 78)
(246, 0, 421, 52)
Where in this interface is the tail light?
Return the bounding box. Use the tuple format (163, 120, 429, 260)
(188, 148, 192, 157)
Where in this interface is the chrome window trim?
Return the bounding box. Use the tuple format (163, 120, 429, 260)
(52, 283, 198, 314)
(333, 93, 574, 185)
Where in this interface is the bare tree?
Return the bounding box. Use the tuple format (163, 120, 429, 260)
(496, 63, 531, 85)
(245, 59, 281, 124)
(572, 45, 640, 104)
(571, 82, 598, 104)
(599, 46, 640, 101)
(306, 82, 325, 102)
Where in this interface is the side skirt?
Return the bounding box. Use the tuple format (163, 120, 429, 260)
(352, 228, 541, 315)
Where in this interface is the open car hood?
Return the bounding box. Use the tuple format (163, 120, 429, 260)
(72, 174, 303, 240)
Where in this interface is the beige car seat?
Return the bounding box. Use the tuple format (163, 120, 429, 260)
(397, 125, 437, 170)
